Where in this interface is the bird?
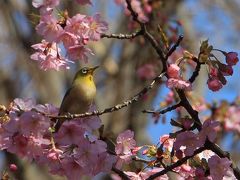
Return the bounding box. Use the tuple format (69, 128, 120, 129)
(54, 66, 99, 132)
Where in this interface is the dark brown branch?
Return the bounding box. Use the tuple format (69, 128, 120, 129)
(146, 146, 206, 180)
(143, 26, 165, 61)
(112, 167, 130, 180)
(101, 29, 143, 39)
(49, 73, 165, 120)
(188, 59, 203, 83)
(165, 35, 184, 58)
(176, 90, 202, 130)
(142, 102, 182, 115)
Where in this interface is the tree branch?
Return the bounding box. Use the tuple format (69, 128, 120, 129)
(165, 35, 184, 58)
(146, 146, 206, 180)
(101, 29, 143, 39)
(142, 102, 182, 115)
(188, 59, 203, 83)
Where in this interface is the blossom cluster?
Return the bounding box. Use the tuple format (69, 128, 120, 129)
(0, 98, 116, 179)
(207, 51, 238, 91)
(31, 0, 108, 70)
(165, 40, 239, 92)
(198, 40, 239, 91)
(131, 120, 234, 180)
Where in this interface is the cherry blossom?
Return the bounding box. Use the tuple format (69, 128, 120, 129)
(84, 13, 108, 41)
(167, 64, 180, 78)
(208, 155, 231, 180)
(11, 98, 36, 112)
(54, 121, 85, 146)
(159, 135, 174, 151)
(57, 31, 78, 48)
(18, 111, 50, 137)
(65, 13, 87, 38)
(31, 41, 69, 71)
(36, 14, 63, 42)
(115, 130, 136, 155)
(199, 119, 219, 142)
(115, 130, 136, 168)
(174, 131, 204, 156)
(224, 106, 240, 133)
(166, 78, 192, 90)
(67, 45, 93, 62)
(32, 0, 59, 10)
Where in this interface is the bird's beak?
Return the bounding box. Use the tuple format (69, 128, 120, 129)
(89, 66, 99, 74)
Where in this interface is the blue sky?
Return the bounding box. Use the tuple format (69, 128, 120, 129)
(147, 1, 240, 151)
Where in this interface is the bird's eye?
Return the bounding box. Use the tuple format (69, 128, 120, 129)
(81, 68, 88, 74)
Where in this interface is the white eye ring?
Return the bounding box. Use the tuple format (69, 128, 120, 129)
(81, 68, 88, 74)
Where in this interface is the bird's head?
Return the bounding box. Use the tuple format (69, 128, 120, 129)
(73, 66, 99, 84)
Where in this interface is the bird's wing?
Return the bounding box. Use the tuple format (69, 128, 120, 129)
(58, 87, 72, 115)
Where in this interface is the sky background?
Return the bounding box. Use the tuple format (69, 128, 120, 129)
(147, 0, 240, 151)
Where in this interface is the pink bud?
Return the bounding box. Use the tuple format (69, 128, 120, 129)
(9, 164, 18, 172)
(220, 64, 233, 76)
(167, 64, 180, 78)
(144, 4, 152, 14)
(226, 52, 239, 66)
(209, 67, 218, 77)
(207, 77, 223, 91)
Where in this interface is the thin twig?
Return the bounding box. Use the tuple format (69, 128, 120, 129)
(188, 59, 203, 83)
(142, 102, 182, 115)
(101, 29, 143, 39)
(165, 35, 184, 58)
